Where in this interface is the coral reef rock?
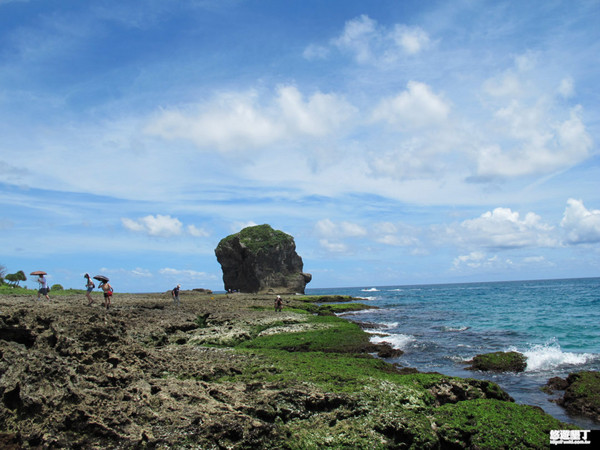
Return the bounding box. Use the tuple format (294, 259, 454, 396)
(466, 351, 527, 373)
(215, 224, 312, 294)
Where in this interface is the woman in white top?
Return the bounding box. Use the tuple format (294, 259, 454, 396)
(37, 275, 50, 301)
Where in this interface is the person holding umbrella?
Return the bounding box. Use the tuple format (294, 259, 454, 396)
(94, 275, 113, 310)
(84, 273, 95, 305)
(31, 271, 50, 301)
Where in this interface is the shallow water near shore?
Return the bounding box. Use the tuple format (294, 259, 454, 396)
(308, 277, 600, 429)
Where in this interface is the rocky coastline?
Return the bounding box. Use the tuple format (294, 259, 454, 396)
(0, 291, 585, 448)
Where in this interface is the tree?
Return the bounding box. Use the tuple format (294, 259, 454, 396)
(5, 270, 27, 287)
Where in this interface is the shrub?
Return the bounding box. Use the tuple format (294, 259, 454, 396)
(51, 284, 64, 291)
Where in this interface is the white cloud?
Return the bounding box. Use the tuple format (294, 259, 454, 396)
(315, 219, 367, 238)
(447, 207, 557, 249)
(561, 198, 600, 244)
(475, 104, 592, 179)
(558, 77, 575, 99)
(145, 85, 355, 152)
(131, 267, 153, 278)
(332, 14, 377, 63)
(231, 221, 258, 233)
(187, 224, 209, 237)
(483, 72, 522, 98)
(372, 81, 450, 130)
(319, 239, 348, 253)
(453, 251, 486, 268)
(390, 25, 430, 55)
(453, 251, 513, 270)
(373, 221, 420, 247)
(122, 214, 183, 237)
(328, 15, 431, 64)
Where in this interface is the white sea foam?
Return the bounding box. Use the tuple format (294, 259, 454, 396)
(361, 287, 379, 292)
(370, 333, 415, 350)
(382, 322, 399, 329)
(510, 340, 596, 372)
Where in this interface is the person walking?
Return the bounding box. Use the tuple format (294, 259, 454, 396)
(84, 273, 95, 305)
(99, 280, 113, 310)
(37, 274, 50, 301)
(172, 284, 181, 306)
(275, 295, 283, 312)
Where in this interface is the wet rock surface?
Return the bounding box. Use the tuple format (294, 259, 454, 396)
(544, 371, 600, 423)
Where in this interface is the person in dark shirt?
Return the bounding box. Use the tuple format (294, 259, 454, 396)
(172, 284, 181, 306)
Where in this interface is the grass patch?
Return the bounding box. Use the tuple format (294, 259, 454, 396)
(0, 286, 89, 296)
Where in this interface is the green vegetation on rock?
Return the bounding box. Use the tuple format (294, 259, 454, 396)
(218, 224, 292, 253)
(216, 301, 574, 449)
(467, 351, 527, 372)
(237, 314, 372, 353)
(559, 371, 600, 421)
(434, 398, 577, 448)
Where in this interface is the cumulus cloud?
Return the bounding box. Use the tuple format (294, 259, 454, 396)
(145, 85, 356, 152)
(315, 219, 367, 238)
(475, 104, 592, 179)
(332, 15, 377, 63)
(319, 239, 348, 253)
(373, 221, 420, 247)
(122, 215, 208, 238)
(131, 267, 153, 277)
(452, 252, 514, 270)
(390, 24, 431, 55)
(372, 81, 450, 130)
(561, 198, 600, 244)
(315, 219, 367, 254)
(325, 15, 431, 64)
(122, 214, 183, 237)
(447, 207, 557, 249)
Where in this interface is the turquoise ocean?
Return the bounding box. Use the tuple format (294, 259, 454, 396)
(307, 277, 600, 429)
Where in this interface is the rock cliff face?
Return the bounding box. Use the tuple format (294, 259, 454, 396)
(215, 224, 312, 294)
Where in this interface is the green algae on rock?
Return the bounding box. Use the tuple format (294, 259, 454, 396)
(466, 351, 527, 373)
(545, 371, 600, 423)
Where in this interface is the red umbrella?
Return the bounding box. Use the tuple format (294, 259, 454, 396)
(30, 270, 47, 276)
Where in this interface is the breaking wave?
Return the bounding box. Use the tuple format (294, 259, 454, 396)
(370, 333, 415, 350)
(510, 339, 597, 372)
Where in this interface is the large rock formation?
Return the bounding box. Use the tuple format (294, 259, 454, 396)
(215, 224, 312, 294)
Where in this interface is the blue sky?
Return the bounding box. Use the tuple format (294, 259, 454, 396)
(1, 0, 599, 293)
